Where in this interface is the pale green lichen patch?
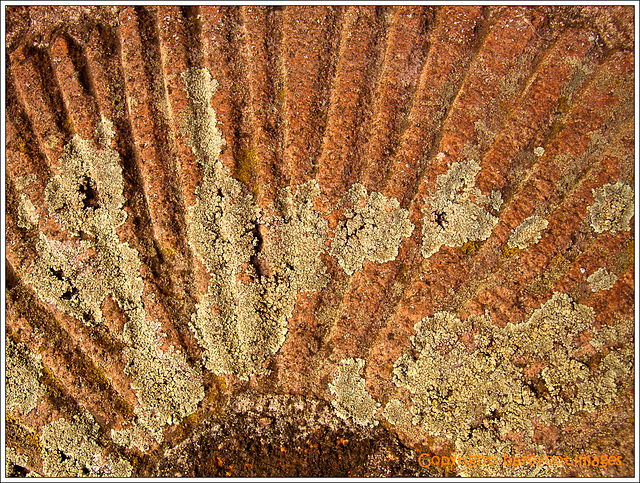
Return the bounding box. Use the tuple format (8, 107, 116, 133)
(44, 135, 127, 235)
(111, 423, 150, 452)
(40, 412, 132, 477)
(180, 67, 226, 166)
(187, 159, 277, 380)
(5, 446, 41, 477)
(392, 292, 632, 476)
(27, 131, 204, 447)
(329, 358, 380, 426)
(187, 160, 259, 274)
(95, 116, 115, 149)
(330, 184, 414, 275)
(6, 337, 45, 415)
(507, 215, 549, 249)
(123, 345, 205, 444)
(588, 181, 634, 234)
(382, 398, 411, 427)
(421, 160, 500, 259)
(17, 194, 39, 229)
(185, 70, 331, 381)
(264, 180, 330, 292)
(587, 267, 618, 292)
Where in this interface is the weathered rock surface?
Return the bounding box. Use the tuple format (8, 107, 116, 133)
(5, 5, 635, 477)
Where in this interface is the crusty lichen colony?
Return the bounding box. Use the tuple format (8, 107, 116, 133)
(7, 62, 635, 477)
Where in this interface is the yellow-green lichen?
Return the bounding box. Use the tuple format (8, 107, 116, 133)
(587, 267, 618, 292)
(180, 67, 226, 165)
(5, 446, 40, 477)
(507, 215, 549, 249)
(392, 292, 632, 476)
(422, 160, 500, 259)
(40, 412, 132, 477)
(185, 70, 332, 381)
(44, 135, 127, 235)
(17, 194, 39, 229)
(330, 184, 414, 275)
(95, 116, 115, 149)
(587, 181, 634, 234)
(329, 358, 380, 427)
(264, 180, 330, 292)
(6, 337, 45, 415)
(382, 398, 411, 427)
(27, 131, 203, 448)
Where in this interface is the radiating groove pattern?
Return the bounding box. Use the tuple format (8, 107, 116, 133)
(5, 6, 634, 478)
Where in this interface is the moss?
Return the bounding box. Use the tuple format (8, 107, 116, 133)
(549, 120, 565, 138)
(41, 412, 132, 477)
(41, 366, 65, 398)
(6, 337, 45, 415)
(457, 240, 480, 256)
(330, 184, 414, 275)
(329, 358, 380, 427)
(587, 181, 634, 234)
(507, 215, 549, 249)
(587, 267, 618, 292)
(421, 160, 500, 259)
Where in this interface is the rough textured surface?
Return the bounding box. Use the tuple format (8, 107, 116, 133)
(4, 5, 635, 478)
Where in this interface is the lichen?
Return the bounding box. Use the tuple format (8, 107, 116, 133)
(6, 337, 45, 415)
(392, 292, 633, 476)
(587, 181, 634, 234)
(17, 194, 39, 229)
(382, 398, 411, 427)
(111, 422, 150, 452)
(330, 184, 414, 275)
(180, 67, 226, 165)
(587, 267, 618, 292)
(44, 135, 127, 235)
(507, 215, 549, 249)
(40, 412, 132, 477)
(264, 180, 330, 292)
(5, 446, 37, 477)
(26, 131, 204, 448)
(329, 358, 380, 426)
(95, 116, 115, 149)
(188, 175, 329, 380)
(421, 160, 500, 259)
(185, 70, 331, 381)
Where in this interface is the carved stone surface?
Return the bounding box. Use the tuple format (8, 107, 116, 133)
(5, 5, 635, 477)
